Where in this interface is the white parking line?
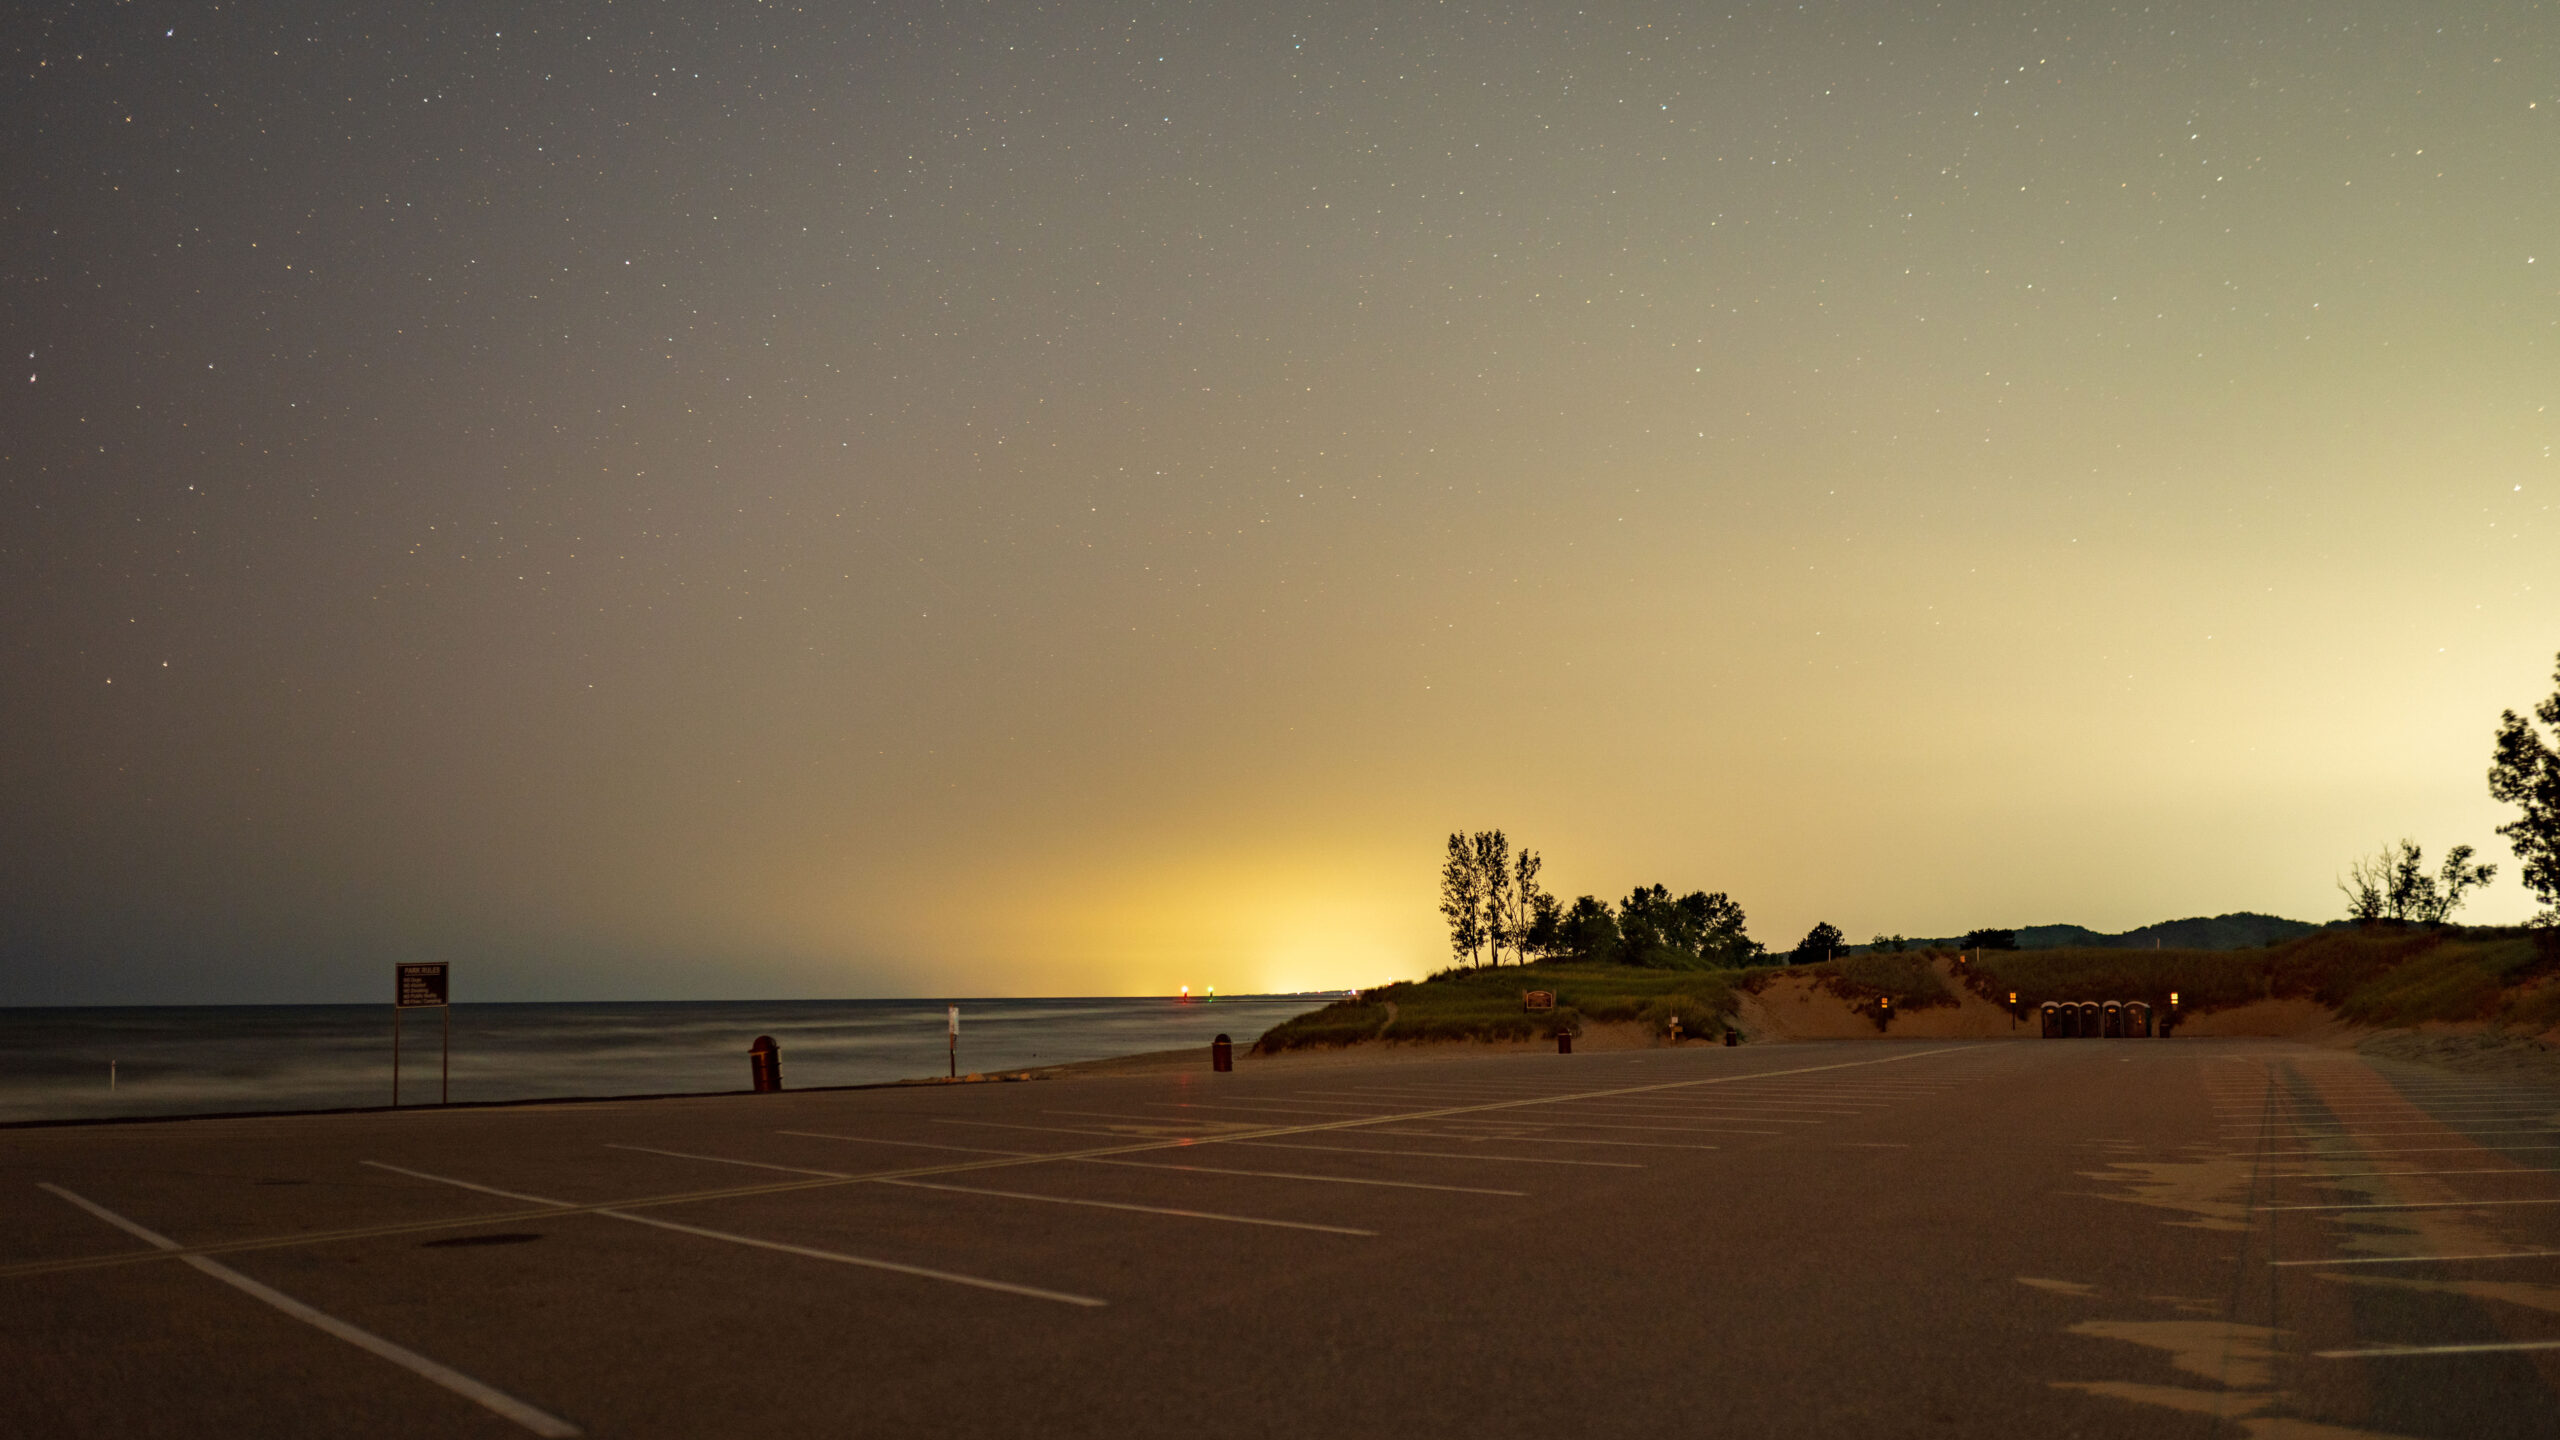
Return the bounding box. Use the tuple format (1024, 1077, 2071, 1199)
(2272, 1251, 2560, 1267)
(2256, 1145, 2560, 1158)
(609, 1143, 846, 1176)
(1314, 1089, 1859, 1115)
(1473, 1105, 1834, 1122)
(1422, 1118, 1787, 1136)
(359, 1162, 1105, 1308)
(2231, 1113, 2560, 1124)
(873, 1178, 1377, 1235)
(1232, 1138, 1646, 1167)
(41, 1183, 583, 1437)
(13, 1046, 1962, 1287)
(1044, 1109, 1277, 1131)
(1089, 1158, 1524, 1195)
(773, 1131, 1528, 1196)
(936, 1118, 1643, 1166)
(2315, 1339, 2560, 1358)
(778, 1130, 1069, 1156)
(2246, 1106, 2560, 1117)
(2282, 1169, 2557, 1181)
(2224, 1127, 2560, 1137)
(1143, 1100, 1412, 1117)
(614, 1142, 1403, 1226)
(2257, 1197, 2560, 1213)
(1362, 1127, 1718, 1151)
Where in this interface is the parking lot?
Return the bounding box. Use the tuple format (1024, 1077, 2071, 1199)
(5, 1037, 2558, 1437)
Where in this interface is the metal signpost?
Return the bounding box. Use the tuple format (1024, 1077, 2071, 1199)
(947, 1004, 959, 1079)
(394, 962, 451, 1107)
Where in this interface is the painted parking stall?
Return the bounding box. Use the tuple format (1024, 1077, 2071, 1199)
(6, 1038, 2559, 1436)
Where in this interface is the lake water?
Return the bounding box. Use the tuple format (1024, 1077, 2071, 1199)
(0, 995, 1331, 1125)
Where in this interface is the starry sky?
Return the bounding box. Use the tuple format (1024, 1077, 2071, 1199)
(3, 1, 2553, 1004)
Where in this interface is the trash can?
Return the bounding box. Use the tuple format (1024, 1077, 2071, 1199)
(1557, 1029, 1573, 1055)
(1723, 1028, 1738, 1047)
(1211, 1033, 1233, 1072)
(748, 1035, 781, 1093)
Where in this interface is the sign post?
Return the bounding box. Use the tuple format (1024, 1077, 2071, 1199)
(394, 963, 451, 1107)
(947, 1004, 959, 1079)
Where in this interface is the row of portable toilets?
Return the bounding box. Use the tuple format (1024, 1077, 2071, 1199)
(2038, 999, 2159, 1038)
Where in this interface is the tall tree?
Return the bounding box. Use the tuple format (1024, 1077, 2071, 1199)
(1689, 891, 1760, 966)
(1618, 883, 1677, 966)
(1511, 848, 1551, 964)
(1439, 833, 1486, 967)
(2423, 846, 2498, 924)
(1555, 895, 1618, 963)
(1792, 921, 1846, 964)
(2491, 652, 2560, 924)
(1473, 830, 1515, 965)
(1520, 891, 1564, 959)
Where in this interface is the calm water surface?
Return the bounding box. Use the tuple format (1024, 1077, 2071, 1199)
(0, 996, 1330, 1124)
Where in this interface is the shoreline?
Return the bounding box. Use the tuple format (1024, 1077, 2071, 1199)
(20, 1001, 2555, 1131)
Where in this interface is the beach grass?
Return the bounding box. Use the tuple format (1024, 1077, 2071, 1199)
(1774, 952, 1958, 1012)
(1255, 962, 1740, 1052)
(1257, 925, 2560, 1054)
(1957, 927, 2559, 1028)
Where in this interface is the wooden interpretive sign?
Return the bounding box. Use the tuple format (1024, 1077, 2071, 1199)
(1523, 990, 1556, 1012)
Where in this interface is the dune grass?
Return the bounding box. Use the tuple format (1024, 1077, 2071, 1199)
(1254, 962, 1739, 1052)
(1257, 927, 2560, 1053)
(1784, 952, 1958, 1011)
(1958, 927, 2559, 1028)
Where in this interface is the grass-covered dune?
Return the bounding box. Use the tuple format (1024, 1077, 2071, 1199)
(1958, 927, 2560, 1031)
(1762, 952, 1960, 1014)
(1254, 926, 2560, 1053)
(1254, 963, 1739, 1053)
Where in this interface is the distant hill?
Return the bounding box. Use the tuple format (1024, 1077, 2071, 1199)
(1873, 912, 2323, 954)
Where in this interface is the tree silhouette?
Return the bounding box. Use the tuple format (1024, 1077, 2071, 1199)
(2341, 839, 2497, 925)
(1439, 833, 1486, 967)
(1474, 830, 1515, 965)
(1792, 921, 1846, 964)
(2491, 652, 2560, 924)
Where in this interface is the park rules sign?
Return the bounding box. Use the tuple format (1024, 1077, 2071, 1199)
(396, 962, 450, 1009)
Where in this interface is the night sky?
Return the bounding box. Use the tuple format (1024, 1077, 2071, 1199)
(4, 1, 2553, 1004)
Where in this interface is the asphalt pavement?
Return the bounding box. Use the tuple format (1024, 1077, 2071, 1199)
(5, 1035, 2558, 1438)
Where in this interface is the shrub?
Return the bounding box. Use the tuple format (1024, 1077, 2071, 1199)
(1806, 952, 1955, 1010)
(1637, 994, 1729, 1040)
